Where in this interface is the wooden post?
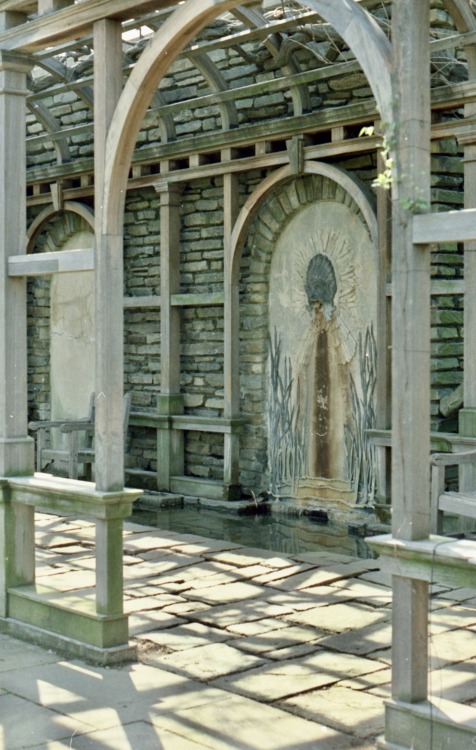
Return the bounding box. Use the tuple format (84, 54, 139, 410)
(223, 163, 241, 496)
(458, 111, 476, 492)
(157, 182, 184, 489)
(375, 141, 392, 504)
(94, 20, 124, 492)
(390, 0, 431, 705)
(95, 516, 124, 616)
(0, 52, 35, 618)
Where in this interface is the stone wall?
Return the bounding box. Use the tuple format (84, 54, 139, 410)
(24, 5, 467, 495)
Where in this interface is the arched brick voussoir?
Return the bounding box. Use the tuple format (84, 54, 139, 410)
(228, 161, 377, 287)
(102, 0, 392, 237)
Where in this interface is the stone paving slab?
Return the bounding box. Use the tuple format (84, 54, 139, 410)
(123, 532, 185, 553)
(283, 602, 387, 633)
(0, 659, 231, 727)
(37, 721, 215, 750)
(213, 650, 386, 702)
(317, 619, 392, 656)
(439, 586, 476, 603)
(330, 579, 392, 607)
(124, 594, 183, 614)
(128, 609, 186, 635)
(150, 692, 366, 750)
(202, 548, 295, 568)
(230, 624, 324, 655)
(0, 633, 60, 673)
(184, 600, 294, 628)
(429, 659, 476, 702)
(263, 561, 380, 591)
(162, 600, 212, 617)
(136, 621, 234, 651)
(142, 641, 268, 680)
(0, 693, 94, 749)
(252, 564, 318, 585)
(262, 589, 332, 611)
(162, 538, 243, 556)
(281, 685, 386, 739)
(2, 515, 475, 750)
(428, 605, 476, 633)
(185, 580, 269, 605)
(340, 666, 392, 695)
(34, 569, 96, 591)
(226, 617, 291, 636)
(429, 627, 476, 668)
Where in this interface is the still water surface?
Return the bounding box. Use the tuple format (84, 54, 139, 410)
(130, 505, 377, 559)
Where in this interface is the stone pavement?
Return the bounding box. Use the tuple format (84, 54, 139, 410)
(1, 513, 476, 749)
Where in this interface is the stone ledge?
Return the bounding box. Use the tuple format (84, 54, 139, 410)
(1, 472, 141, 519)
(368, 533, 476, 589)
(380, 697, 476, 750)
(0, 617, 136, 666)
(8, 584, 129, 649)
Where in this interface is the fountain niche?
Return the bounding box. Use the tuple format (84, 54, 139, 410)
(267, 195, 378, 509)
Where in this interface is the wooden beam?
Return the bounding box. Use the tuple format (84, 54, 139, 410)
(8, 248, 94, 276)
(413, 208, 476, 244)
(0, 0, 181, 51)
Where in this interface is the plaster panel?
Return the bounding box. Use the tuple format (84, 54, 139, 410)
(268, 199, 378, 506)
(50, 231, 95, 434)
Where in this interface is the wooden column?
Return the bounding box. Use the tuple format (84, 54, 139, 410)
(0, 51, 35, 616)
(375, 139, 392, 504)
(156, 182, 184, 489)
(458, 115, 476, 491)
(223, 163, 241, 497)
(95, 516, 124, 616)
(390, 0, 431, 704)
(94, 20, 124, 492)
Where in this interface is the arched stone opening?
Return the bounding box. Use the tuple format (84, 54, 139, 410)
(236, 168, 378, 508)
(27, 208, 95, 472)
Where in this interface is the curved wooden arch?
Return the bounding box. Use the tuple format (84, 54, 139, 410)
(224, 159, 378, 418)
(443, 0, 476, 74)
(304, 0, 392, 121)
(102, 0, 392, 236)
(444, 0, 476, 33)
(27, 201, 95, 251)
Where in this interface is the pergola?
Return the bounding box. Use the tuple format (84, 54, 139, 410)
(0, 0, 476, 745)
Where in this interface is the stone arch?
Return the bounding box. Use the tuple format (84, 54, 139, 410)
(229, 162, 377, 284)
(235, 168, 379, 504)
(224, 160, 378, 418)
(27, 201, 95, 251)
(27, 206, 95, 437)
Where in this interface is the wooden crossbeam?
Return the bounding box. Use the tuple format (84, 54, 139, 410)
(413, 208, 476, 244)
(8, 248, 94, 276)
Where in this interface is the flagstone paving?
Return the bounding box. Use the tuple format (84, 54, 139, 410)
(0, 512, 474, 749)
